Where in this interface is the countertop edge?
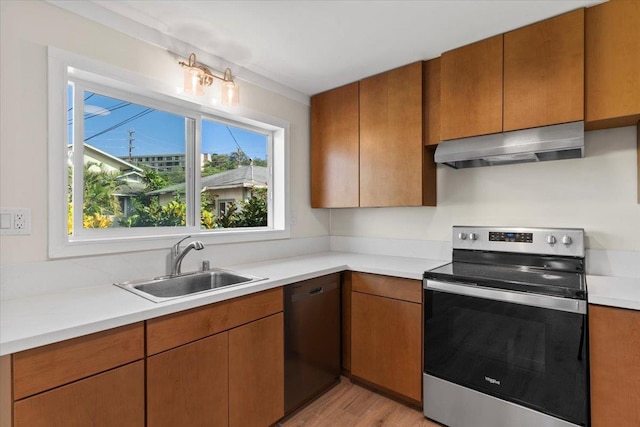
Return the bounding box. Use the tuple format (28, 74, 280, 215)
(1, 253, 638, 355)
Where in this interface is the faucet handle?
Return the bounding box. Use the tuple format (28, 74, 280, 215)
(172, 235, 191, 254)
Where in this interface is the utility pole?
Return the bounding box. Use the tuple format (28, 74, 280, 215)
(128, 129, 135, 161)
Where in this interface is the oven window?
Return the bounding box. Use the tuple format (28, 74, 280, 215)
(424, 290, 588, 426)
(450, 307, 546, 375)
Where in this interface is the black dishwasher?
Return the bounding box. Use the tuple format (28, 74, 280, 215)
(284, 273, 341, 414)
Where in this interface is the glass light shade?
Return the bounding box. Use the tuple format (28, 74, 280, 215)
(221, 80, 239, 106)
(184, 68, 205, 96)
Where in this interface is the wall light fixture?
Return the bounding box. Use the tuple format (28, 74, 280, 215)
(179, 53, 239, 106)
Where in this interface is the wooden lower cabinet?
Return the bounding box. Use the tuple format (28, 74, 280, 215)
(14, 361, 144, 427)
(229, 313, 284, 427)
(589, 304, 640, 427)
(147, 311, 284, 427)
(147, 332, 229, 427)
(350, 276, 422, 404)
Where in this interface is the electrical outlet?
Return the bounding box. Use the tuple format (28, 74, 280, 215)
(0, 208, 31, 235)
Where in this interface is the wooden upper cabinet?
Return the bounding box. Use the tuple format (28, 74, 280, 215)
(423, 58, 441, 146)
(441, 35, 503, 140)
(589, 305, 640, 427)
(504, 9, 584, 131)
(359, 62, 424, 207)
(586, 0, 640, 130)
(311, 83, 360, 208)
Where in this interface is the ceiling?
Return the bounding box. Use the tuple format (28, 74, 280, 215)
(58, 0, 604, 98)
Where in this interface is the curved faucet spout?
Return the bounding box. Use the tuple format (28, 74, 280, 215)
(171, 239, 205, 275)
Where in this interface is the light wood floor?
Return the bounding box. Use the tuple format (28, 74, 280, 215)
(278, 377, 441, 427)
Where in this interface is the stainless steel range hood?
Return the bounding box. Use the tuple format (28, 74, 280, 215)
(434, 121, 584, 169)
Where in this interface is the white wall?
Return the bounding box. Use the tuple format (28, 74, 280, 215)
(331, 126, 640, 251)
(0, 0, 329, 265)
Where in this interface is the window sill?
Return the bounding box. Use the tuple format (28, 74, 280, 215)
(50, 228, 291, 259)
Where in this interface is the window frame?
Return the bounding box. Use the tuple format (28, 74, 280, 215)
(49, 47, 290, 258)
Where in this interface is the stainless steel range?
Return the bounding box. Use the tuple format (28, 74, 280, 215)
(423, 226, 588, 427)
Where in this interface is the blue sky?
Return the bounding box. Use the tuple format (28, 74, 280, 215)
(68, 87, 267, 160)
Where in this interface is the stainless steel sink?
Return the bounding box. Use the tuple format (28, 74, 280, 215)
(114, 269, 267, 303)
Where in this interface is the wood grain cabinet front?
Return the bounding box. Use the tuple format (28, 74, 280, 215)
(441, 9, 584, 139)
(147, 332, 229, 427)
(360, 62, 430, 207)
(311, 82, 360, 208)
(146, 289, 284, 427)
(441, 35, 504, 140)
(350, 273, 422, 405)
(229, 313, 284, 427)
(310, 62, 437, 208)
(13, 361, 144, 427)
(585, 0, 640, 130)
(503, 8, 584, 131)
(589, 304, 640, 427)
(10, 323, 145, 427)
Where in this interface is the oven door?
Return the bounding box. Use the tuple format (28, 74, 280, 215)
(424, 279, 588, 426)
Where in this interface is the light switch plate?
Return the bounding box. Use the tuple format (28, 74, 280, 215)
(0, 208, 31, 235)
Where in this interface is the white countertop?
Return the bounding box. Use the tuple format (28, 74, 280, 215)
(586, 275, 640, 311)
(0, 252, 443, 356)
(1, 251, 638, 356)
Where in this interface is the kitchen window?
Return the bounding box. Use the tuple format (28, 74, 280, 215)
(49, 48, 289, 258)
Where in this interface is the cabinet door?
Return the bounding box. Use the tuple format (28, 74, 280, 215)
(13, 322, 143, 400)
(504, 9, 584, 131)
(147, 332, 229, 427)
(229, 312, 284, 427)
(589, 305, 640, 427)
(586, 0, 640, 130)
(311, 83, 360, 208)
(441, 35, 503, 140)
(360, 62, 423, 207)
(351, 291, 422, 403)
(14, 361, 144, 427)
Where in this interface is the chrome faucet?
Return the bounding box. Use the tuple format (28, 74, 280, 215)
(170, 236, 204, 276)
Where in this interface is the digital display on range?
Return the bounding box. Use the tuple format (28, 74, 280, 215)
(489, 231, 533, 243)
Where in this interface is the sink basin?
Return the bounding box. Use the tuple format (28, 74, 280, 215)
(115, 269, 267, 303)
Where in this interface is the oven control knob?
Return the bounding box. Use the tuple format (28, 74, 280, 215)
(469, 232, 478, 241)
(458, 232, 468, 240)
(562, 235, 573, 245)
(547, 235, 557, 245)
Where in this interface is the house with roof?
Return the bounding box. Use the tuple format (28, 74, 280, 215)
(79, 144, 147, 215)
(148, 165, 267, 216)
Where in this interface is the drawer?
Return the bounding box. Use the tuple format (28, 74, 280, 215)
(13, 322, 144, 400)
(147, 287, 283, 355)
(14, 361, 144, 427)
(352, 272, 422, 303)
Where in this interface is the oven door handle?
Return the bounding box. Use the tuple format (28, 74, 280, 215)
(425, 280, 587, 314)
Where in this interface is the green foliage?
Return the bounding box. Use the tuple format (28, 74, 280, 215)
(202, 152, 267, 177)
(82, 163, 122, 218)
(140, 167, 168, 191)
(72, 157, 267, 230)
(121, 195, 186, 227)
(214, 187, 267, 228)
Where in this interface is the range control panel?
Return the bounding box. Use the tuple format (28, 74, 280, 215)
(453, 226, 585, 257)
(489, 231, 533, 243)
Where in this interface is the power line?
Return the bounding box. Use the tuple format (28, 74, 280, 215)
(67, 93, 95, 112)
(68, 101, 133, 125)
(84, 108, 154, 142)
(224, 125, 251, 165)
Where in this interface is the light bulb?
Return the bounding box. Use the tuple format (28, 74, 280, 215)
(222, 80, 239, 106)
(184, 68, 204, 96)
